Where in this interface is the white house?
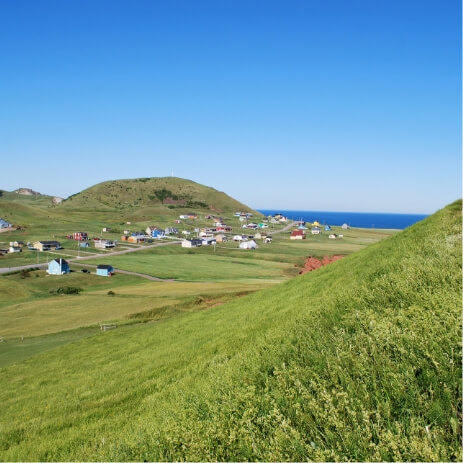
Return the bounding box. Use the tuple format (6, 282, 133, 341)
(182, 238, 202, 248)
(240, 240, 258, 250)
(328, 234, 338, 239)
(341, 223, 349, 230)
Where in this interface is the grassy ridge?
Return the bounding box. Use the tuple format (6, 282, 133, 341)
(0, 201, 460, 461)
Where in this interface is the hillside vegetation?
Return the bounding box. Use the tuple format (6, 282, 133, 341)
(0, 201, 460, 461)
(61, 177, 257, 214)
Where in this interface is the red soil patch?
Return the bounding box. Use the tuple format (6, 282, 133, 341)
(299, 255, 345, 274)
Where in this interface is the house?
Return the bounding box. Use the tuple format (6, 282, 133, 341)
(165, 227, 179, 235)
(9, 241, 24, 248)
(298, 224, 308, 230)
(0, 218, 12, 229)
(311, 227, 321, 235)
(8, 246, 21, 253)
(217, 225, 232, 232)
(254, 232, 262, 240)
(127, 235, 144, 244)
(313, 221, 320, 227)
(73, 232, 88, 241)
(187, 213, 198, 220)
(102, 227, 111, 233)
(290, 230, 306, 240)
(233, 235, 244, 241)
(47, 258, 70, 275)
(338, 234, 344, 239)
(79, 241, 90, 248)
(324, 225, 332, 231)
(181, 230, 191, 236)
(257, 223, 268, 229)
(96, 264, 114, 277)
(179, 215, 188, 219)
(341, 223, 349, 230)
(246, 223, 257, 229)
(94, 239, 116, 249)
(123, 230, 131, 235)
(201, 237, 216, 246)
(328, 234, 338, 239)
(215, 234, 227, 243)
(145, 226, 158, 235)
(240, 240, 258, 250)
(34, 241, 62, 251)
(270, 218, 279, 224)
(264, 236, 272, 244)
(182, 238, 202, 248)
(146, 227, 165, 239)
(175, 219, 181, 224)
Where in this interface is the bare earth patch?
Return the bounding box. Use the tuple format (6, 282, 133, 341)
(299, 255, 345, 274)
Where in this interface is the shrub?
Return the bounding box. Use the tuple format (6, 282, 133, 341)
(49, 286, 82, 295)
(107, 290, 115, 296)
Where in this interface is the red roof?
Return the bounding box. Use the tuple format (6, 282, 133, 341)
(291, 229, 305, 236)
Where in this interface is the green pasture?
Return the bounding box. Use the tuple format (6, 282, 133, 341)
(0, 201, 460, 461)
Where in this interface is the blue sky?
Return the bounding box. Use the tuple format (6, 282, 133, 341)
(0, 0, 460, 213)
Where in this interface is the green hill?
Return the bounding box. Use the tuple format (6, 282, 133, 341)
(0, 201, 461, 461)
(61, 177, 258, 215)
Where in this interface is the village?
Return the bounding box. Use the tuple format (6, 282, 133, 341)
(0, 211, 351, 276)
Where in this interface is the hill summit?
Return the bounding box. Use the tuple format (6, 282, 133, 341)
(62, 177, 257, 214)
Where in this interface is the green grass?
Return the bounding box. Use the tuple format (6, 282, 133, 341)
(0, 201, 460, 461)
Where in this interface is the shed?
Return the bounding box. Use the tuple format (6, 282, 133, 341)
(96, 264, 114, 277)
(182, 239, 202, 248)
(324, 225, 332, 231)
(311, 227, 321, 235)
(34, 240, 62, 252)
(341, 223, 349, 229)
(47, 258, 70, 275)
(0, 218, 13, 229)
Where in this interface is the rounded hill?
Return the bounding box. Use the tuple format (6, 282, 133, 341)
(61, 177, 258, 215)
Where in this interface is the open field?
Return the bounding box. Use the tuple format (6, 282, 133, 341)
(0, 201, 460, 461)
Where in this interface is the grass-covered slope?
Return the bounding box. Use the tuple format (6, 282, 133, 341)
(0, 201, 461, 461)
(61, 177, 257, 214)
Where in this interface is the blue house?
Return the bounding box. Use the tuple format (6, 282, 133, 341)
(96, 264, 114, 277)
(324, 225, 332, 231)
(151, 228, 165, 239)
(0, 218, 12, 229)
(47, 258, 70, 275)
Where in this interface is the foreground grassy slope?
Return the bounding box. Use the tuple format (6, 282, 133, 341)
(0, 201, 460, 461)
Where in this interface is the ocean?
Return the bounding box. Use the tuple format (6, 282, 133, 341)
(257, 209, 429, 230)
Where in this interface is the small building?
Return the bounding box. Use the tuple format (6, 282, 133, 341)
(34, 240, 62, 252)
(313, 221, 320, 227)
(8, 246, 22, 253)
(102, 227, 111, 233)
(9, 241, 24, 248)
(182, 238, 202, 248)
(0, 218, 13, 229)
(254, 232, 262, 240)
(311, 227, 321, 235)
(47, 258, 70, 275)
(233, 234, 244, 241)
(187, 213, 198, 220)
(324, 225, 332, 231)
(258, 223, 268, 229)
(201, 237, 216, 246)
(96, 264, 114, 276)
(127, 235, 144, 244)
(338, 234, 344, 239)
(341, 223, 349, 230)
(146, 227, 164, 239)
(73, 232, 88, 241)
(79, 241, 90, 248)
(181, 230, 191, 236)
(240, 240, 258, 250)
(328, 234, 338, 239)
(95, 239, 116, 249)
(264, 236, 272, 244)
(217, 225, 232, 232)
(179, 215, 188, 219)
(215, 233, 227, 243)
(165, 227, 179, 235)
(298, 224, 308, 230)
(290, 230, 306, 240)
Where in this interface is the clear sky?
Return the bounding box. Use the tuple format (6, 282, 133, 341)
(1, 0, 461, 213)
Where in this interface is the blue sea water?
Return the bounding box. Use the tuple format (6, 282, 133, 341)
(257, 209, 429, 230)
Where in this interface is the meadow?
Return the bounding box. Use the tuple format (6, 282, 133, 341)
(0, 200, 460, 461)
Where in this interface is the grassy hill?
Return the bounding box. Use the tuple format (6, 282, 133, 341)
(0, 200, 460, 461)
(60, 177, 258, 215)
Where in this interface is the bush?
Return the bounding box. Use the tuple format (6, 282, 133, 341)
(49, 286, 82, 295)
(107, 290, 115, 296)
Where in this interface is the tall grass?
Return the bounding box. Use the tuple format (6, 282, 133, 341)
(0, 201, 460, 461)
